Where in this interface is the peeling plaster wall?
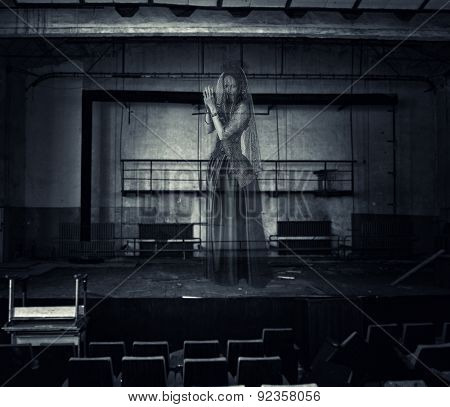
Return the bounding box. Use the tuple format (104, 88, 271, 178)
(4, 40, 448, 258)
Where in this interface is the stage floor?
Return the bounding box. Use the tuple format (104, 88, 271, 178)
(1, 256, 449, 299)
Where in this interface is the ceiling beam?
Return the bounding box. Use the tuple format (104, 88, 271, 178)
(83, 90, 398, 105)
(1, 8, 450, 40)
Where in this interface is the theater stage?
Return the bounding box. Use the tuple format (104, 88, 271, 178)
(1, 257, 449, 363)
(0, 257, 449, 299)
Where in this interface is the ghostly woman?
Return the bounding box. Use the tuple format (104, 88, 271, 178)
(203, 66, 269, 287)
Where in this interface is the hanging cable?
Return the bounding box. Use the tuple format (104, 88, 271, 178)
(275, 42, 281, 225)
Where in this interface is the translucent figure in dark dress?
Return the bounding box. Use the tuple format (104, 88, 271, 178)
(203, 66, 269, 287)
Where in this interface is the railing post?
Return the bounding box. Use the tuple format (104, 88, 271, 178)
(351, 160, 354, 194)
(392, 104, 397, 215)
(7, 277, 14, 322)
(21, 278, 27, 307)
(121, 160, 124, 194)
(275, 161, 278, 195)
(74, 275, 80, 321)
(198, 159, 202, 192)
(82, 275, 88, 312)
(150, 160, 153, 192)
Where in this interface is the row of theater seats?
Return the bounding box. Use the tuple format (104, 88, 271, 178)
(303, 321, 450, 386)
(387, 321, 450, 352)
(0, 328, 300, 387)
(68, 355, 288, 387)
(1, 323, 449, 387)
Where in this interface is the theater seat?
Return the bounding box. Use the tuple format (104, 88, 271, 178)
(309, 338, 339, 371)
(384, 380, 427, 387)
(328, 331, 374, 385)
(0, 344, 36, 386)
(301, 338, 352, 386)
(401, 323, 435, 352)
(183, 357, 230, 387)
(431, 370, 450, 386)
(183, 340, 221, 359)
(89, 341, 126, 376)
(236, 356, 284, 387)
(262, 328, 294, 353)
(262, 328, 299, 384)
(412, 343, 450, 371)
(132, 341, 170, 372)
(122, 356, 173, 387)
(35, 344, 76, 386)
(365, 325, 408, 382)
(366, 324, 401, 348)
(304, 360, 352, 387)
(441, 323, 450, 343)
(67, 357, 117, 387)
(227, 339, 264, 377)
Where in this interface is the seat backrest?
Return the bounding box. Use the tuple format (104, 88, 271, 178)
(132, 341, 170, 371)
(0, 344, 34, 386)
(384, 380, 427, 387)
(328, 331, 377, 386)
(401, 323, 435, 351)
(262, 328, 294, 355)
(227, 339, 264, 376)
(262, 328, 299, 384)
(413, 343, 450, 371)
(183, 357, 228, 387)
(89, 341, 126, 376)
(35, 344, 76, 386)
(306, 361, 352, 387)
(442, 322, 450, 343)
(366, 324, 401, 348)
(306, 338, 351, 387)
(328, 331, 373, 382)
(183, 340, 220, 359)
(122, 356, 167, 387)
(237, 356, 282, 386)
(68, 357, 114, 387)
(309, 339, 339, 371)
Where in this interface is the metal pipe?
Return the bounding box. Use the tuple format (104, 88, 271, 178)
(21, 278, 27, 307)
(26, 71, 434, 90)
(74, 275, 79, 321)
(120, 158, 356, 163)
(392, 104, 397, 215)
(8, 278, 14, 322)
(82, 275, 88, 313)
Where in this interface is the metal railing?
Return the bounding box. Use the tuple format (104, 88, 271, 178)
(121, 159, 354, 195)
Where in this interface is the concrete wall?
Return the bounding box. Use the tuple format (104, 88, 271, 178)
(0, 61, 6, 209)
(0, 62, 6, 262)
(3, 40, 449, 258)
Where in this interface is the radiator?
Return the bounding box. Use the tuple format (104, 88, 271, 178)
(278, 221, 331, 237)
(59, 223, 115, 257)
(139, 223, 194, 258)
(352, 214, 413, 256)
(60, 223, 115, 241)
(277, 221, 333, 255)
(139, 223, 193, 239)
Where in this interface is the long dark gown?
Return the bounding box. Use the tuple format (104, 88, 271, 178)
(206, 103, 269, 287)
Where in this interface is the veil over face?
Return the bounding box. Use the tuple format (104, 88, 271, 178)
(214, 67, 263, 176)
